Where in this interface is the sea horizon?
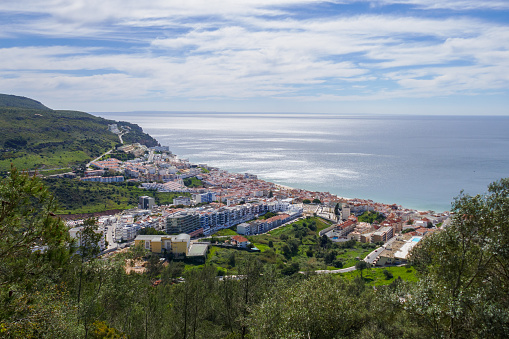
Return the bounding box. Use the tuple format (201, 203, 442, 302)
(97, 112, 509, 213)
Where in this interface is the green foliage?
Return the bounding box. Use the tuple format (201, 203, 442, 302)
(91, 321, 127, 338)
(0, 105, 158, 172)
(355, 260, 369, 278)
(78, 218, 102, 260)
(312, 198, 321, 204)
(334, 202, 340, 216)
(100, 152, 135, 162)
(383, 269, 393, 280)
(138, 227, 166, 235)
(0, 93, 51, 110)
(0, 167, 71, 287)
(258, 211, 277, 220)
(302, 199, 311, 204)
(214, 228, 239, 236)
(408, 178, 509, 338)
(0, 167, 77, 337)
(249, 275, 366, 338)
(357, 211, 386, 223)
(183, 177, 203, 188)
(43, 178, 189, 214)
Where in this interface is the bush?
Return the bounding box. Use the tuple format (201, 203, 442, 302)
(333, 260, 343, 268)
(383, 269, 393, 280)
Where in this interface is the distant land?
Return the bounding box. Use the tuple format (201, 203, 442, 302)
(0, 94, 159, 172)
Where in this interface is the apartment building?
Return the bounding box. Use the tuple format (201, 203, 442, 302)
(135, 233, 191, 258)
(166, 211, 200, 234)
(371, 226, 394, 243)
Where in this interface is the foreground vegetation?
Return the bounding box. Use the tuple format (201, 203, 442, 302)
(1, 169, 509, 338)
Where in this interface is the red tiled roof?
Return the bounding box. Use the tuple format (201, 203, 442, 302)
(232, 235, 248, 243)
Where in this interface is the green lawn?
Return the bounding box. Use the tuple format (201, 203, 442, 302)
(336, 246, 374, 268)
(183, 177, 203, 188)
(338, 266, 419, 286)
(214, 228, 239, 236)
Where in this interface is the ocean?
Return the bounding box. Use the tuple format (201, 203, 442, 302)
(96, 112, 509, 213)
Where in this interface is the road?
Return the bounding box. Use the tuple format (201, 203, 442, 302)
(87, 149, 113, 169)
(105, 225, 118, 250)
(147, 150, 155, 162)
(312, 266, 357, 274)
(364, 246, 384, 265)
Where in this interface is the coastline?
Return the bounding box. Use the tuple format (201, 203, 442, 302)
(93, 111, 509, 214)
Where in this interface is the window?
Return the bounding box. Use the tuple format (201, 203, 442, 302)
(145, 240, 150, 249)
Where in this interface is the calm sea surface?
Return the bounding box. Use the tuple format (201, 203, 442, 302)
(96, 112, 509, 212)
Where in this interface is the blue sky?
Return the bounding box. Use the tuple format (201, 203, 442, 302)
(0, 0, 508, 114)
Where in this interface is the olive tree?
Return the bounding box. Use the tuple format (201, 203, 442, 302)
(408, 178, 509, 338)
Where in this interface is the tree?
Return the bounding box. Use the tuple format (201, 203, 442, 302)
(312, 198, 321, 204)
(248, 276, 367, 338)
(324, 250, 337, 265)
(382, 269, 393, 280)
(408, 178, 509, 338)
(146, 253, 163, 278)
(0, 167, 76, 337)
(355, 260, 369, 279)
(0, 167, 70, 286)
(320, 234, 332, 249)
(334, 203, 341, 216)
(302, 199, 311, 204)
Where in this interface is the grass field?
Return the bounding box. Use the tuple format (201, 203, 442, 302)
(0, 150, 92, 172)
(336, 246, 374, 268)
(338, 266, 419, 286)
(214, 228, 239, 236)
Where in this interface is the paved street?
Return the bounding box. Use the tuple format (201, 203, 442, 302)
(364, 246, 384, 265)
(105, 225, 118, 250)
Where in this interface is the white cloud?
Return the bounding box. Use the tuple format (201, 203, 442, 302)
(0, 1, 507, 112)
(374, 0, 509, 11)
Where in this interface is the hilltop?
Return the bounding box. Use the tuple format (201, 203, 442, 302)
(0, 93, 52, 111)
(0, 94, 159, 172)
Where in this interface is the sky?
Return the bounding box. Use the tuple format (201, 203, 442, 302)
(0, 0, 508, 114)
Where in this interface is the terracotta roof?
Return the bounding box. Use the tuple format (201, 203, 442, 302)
(232, 235, 248, 243)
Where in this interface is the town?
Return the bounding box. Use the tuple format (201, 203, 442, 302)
(59, 142, 451, 270)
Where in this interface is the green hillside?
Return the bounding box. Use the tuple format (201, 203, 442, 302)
(0, 93, 52, 111)
(0, 94, 159, 172)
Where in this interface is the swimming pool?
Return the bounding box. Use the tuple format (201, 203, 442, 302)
(410, 236, 422, 243)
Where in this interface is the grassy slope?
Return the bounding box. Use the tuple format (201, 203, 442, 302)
(205, 217, 418, 284)
(0, 107, 119, 171)
(0, 93, 52, 110)
(0, 95, 159, 172)
(45, 178, 191, 214)
(205, 217, 380, 273)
